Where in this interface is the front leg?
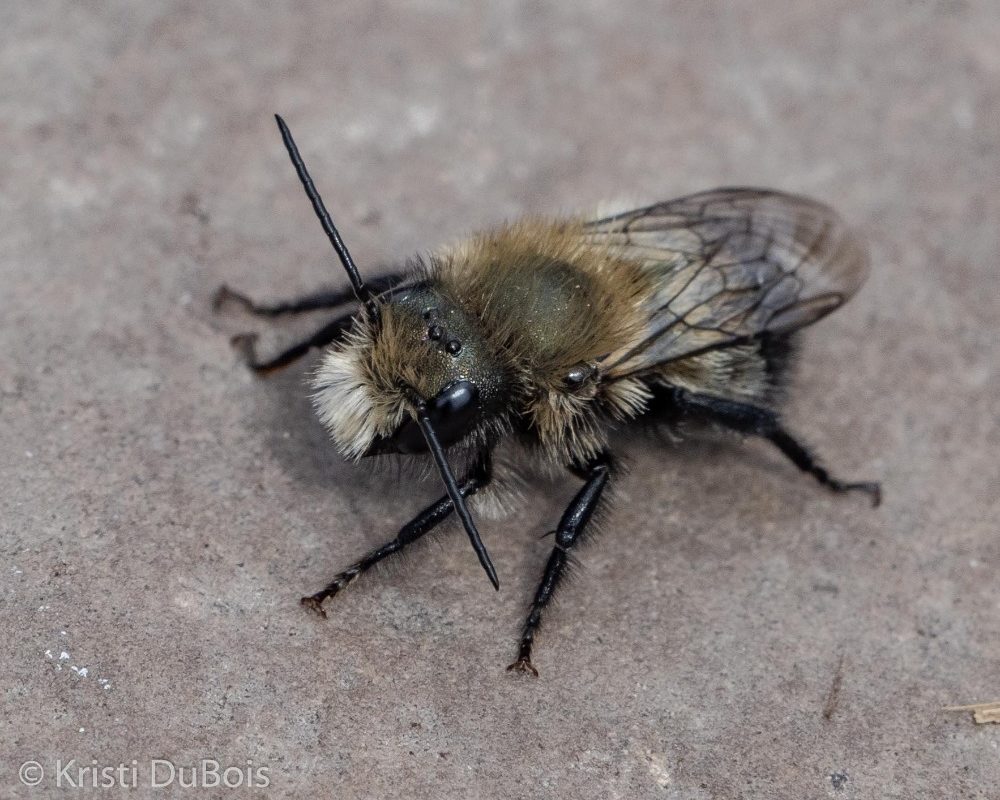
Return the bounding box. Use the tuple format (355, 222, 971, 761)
(301, 451, 493, 615)
(230, 312, 354, 375)
(213, 272, 407, 318)
(508, 452, 613, 677)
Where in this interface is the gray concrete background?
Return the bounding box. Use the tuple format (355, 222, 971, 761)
(2, 2, 998, 798)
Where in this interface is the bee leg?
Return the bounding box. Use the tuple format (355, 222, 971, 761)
(213, 272, 407, 318)
(507, 452, 613, 677)
(301, 452, 493, 615)
(230, 313, 354, 375)
(673, 389, 882, 507)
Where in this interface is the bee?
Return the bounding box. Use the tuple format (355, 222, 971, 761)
(215, 115, 881, 676)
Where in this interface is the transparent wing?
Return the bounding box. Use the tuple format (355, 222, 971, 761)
(583, 188, 869, 379)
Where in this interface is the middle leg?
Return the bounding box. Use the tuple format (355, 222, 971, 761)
(508, 452, 613, 676)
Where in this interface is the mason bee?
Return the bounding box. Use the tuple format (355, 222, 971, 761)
(215, 115, 880, 676)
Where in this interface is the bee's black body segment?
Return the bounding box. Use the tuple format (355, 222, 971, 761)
(757, 331, 797, 399)
(215, 119, 881, 675)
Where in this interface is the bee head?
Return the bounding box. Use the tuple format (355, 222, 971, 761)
(277, 113, 501, 590)
(312, 285, 507, 460)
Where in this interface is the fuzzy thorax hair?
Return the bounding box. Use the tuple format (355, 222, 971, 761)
(312, 217, 657, 464)
(435, 218, 655, 462)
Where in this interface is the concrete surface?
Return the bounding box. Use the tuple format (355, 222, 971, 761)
(3, 2, 999, 798)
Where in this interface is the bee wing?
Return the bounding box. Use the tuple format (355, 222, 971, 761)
(582, 188, 869, 379)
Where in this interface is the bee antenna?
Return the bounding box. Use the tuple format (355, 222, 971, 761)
(274, 114, 380, 322)
(414, 407, 500, 592)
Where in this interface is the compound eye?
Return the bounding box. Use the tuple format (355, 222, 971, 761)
(389, 380, 482, 454)
(429, 380, 479, 435)
(564, 362, 597, 389)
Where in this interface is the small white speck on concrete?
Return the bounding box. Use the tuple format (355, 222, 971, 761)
(49, 176, 99, 210)
(645, 750, 671, 788)
(407, 103, 440, 136)
(952, 97, 975, 129)
(59, 651, 70, 661)
(25, 451, 33, 458)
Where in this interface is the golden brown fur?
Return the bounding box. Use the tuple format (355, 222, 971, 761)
(431, 219, 656, 463)
(313, 215, 793, 469)
(315, 219, 659, 464)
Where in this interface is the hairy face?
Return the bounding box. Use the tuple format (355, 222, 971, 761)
(311, 288, 507, 460)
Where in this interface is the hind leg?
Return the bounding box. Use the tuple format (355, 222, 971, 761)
(672, 388, 881, 506)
